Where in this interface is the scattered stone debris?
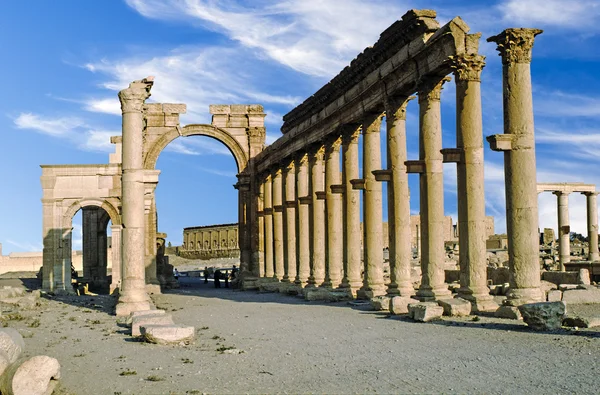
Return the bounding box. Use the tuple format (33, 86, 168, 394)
(518, 301, 567, 331)
(408, 302, 443, 322)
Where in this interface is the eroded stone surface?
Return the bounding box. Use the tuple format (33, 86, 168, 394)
(0, 355, 61, 395)
(126, 309, 164, 326)
(562, 288, 600, 304)
(304, 288, 353, 302)
(438, 298, 472, 317)
(370, 295, 391, 311)
(518, 301, 566, 331)
(562, 316, 600, 328)
(0, 329, 24, 364)
(141, 325, 195, 345)
(389, 296, 420, 315)
(547, 289, 562, 302)
(408, 302, 443, 322)
(132, 313, 174, 337)
(495, 305, 522, 320)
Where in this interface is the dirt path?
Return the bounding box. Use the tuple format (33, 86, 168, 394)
(2, 278, 599, 394)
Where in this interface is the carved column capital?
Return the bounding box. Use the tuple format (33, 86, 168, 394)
(283, 157, 295, 173)
(384, 95, 415, 120)
(119, 77, 154, 113)
(309, 144, 326, 161)
(417, 76, 450, 103)
(341, 125, 361, 145)
(553, 190, 571, 197)
(362, 113, 384, 134)
(324, 135, 343, 156)
(272, 167, 283, 178)
(450, 54, 486, 82)
(583, 191, 599, 197)
(295, 152, 309, 167)
(487, 28, 543, 65)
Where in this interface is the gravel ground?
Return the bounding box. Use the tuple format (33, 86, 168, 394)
(1, 277, 599, 395)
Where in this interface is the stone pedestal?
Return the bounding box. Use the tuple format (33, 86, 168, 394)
(584, 192, 599, 262)
(324, 136, 343, 288)
(415, 78, 451, 302)
(554, 191, 570, 271)
(452, 54, 498, 312)
(385, 96, 414, 297)
(357, 114, 386, 299)
(340, 127, 362, 294)
(116, 77, 154, 316)
(487, 28, 544, 306)
(295, 154, 311, 287)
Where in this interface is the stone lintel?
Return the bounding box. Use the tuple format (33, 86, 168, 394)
(263, 208, 273, 215)
(350, 179, 366, 190)
(315, 191, 326, 200)
(441, 148, 463, 163)
(298, 196, 312, 205)
(330, 184, 344, 194)
(405, 160, 425, 174)
(373, 169, 392, 182)
(273, 205, 284, 213)
(486, 134, 514, 151)
(537, 183, 596, 194)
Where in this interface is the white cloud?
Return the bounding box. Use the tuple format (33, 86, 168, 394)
(164, 135, 232, 156)
(83, 98, 121, 116)
(535, 91, 600, 118)
(5, 239, 43, 252)
(500, 0, 600, 30)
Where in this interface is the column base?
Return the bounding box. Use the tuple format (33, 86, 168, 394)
(146, 284, 162, 295)
(339, 279, 362, 296)
(415, 285, 452, 302)
(356, 285, 386, 300)
(115, 300, 154, 317)
(457, 287, 499, 312)
(503, 286, 543, 306)
(240, 276, 259, 291)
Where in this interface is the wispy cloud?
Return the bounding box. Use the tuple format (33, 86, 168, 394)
(5, 239, 44, 252)
(164, 135, 232, 156)
(500, 0, 600, 30)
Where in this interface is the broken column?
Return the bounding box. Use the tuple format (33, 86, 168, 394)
(415, 77, 451, 302)
(554, 191, 570, 271)
(584, 192, 599, 262)
(116, 77, 154, 316)
(452, 53, 498, 312)
(487, 28, 544, 307)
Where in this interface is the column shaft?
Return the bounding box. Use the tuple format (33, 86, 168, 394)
(385, 96, 414, 297)
(263, 175, 274, 278)
(586, 192, 599, 262)
(358, 114, 385, 299)
(416, 78, 451, 301)
(283, 161, 297, 282)
(295, 154, 311, 286)
(555, 191, 570, 271)
(309, 147, 326, 286)
(340, 128, 362, 294)
(272, 169, 284, 280)
(324, 137, 343, 288)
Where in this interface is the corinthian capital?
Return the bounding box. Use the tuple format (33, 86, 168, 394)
(119, 77, 154, 113)
(418, 76, 450, 103)
(384, 95, 415, 120)
(487, 28, 543, 65)
(450, 55, 486, 82)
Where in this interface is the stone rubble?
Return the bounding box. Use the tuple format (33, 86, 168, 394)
(518, 301, 567, 331)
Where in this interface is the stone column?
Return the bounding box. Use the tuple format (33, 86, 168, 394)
(584, 192, 599, 262)
(110, 224, 122, 294)
(272, 169, 285, 280)
(340, 127, 362, 294)
(283, 160, 297, 282)
(308, 146, 326, 286)
(263, 174, 275, 278)
(357, 113, 386, 299)
(416, 77, 452, 302)
(452, 54, 498, 311)
(554, 191, 571, 271)
(487, 29, 544, 306)
(324, 136, 343, 288)
(116, 77, 154, 316)
(385, 96, 414, 297)
(295, 153, 311, 286)
(257, 181, 265, 278)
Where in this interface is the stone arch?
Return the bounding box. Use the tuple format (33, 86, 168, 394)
(62, 199, 121, 228)
(143, 124, 248, 172)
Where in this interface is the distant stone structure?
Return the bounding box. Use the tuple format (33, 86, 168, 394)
(181, 223, 239, 260)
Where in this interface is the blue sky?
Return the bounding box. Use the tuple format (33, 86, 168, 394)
(2, 0, 600, 254)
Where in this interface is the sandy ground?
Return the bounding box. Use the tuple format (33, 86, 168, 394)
(1, 275, 599, 395)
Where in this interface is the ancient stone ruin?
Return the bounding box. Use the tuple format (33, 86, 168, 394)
(39, 10, 600, 328)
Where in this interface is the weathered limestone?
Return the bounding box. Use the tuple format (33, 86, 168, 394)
(283, 159, 297, 282)
(263, 175, 274, 278)
(415, 78, 451, 302)
(132, 312, 175, 337)
(383, 96, 414, 297)
(487, 29, 544, 307)
(324, 136, 343, 288)
(438, 298, 472, 317)
(0, 356, 61, 395)
(0, 329, 24, 364)
(409, 302, 444, 322)
(584, 192, 599, 261)
(272, 169, 285, 280)
(308, 146, 326, 287)
(340, 127, 362, 294)
(389, 296, 420, 315)
(356, 114, 385, 299)
(518, 301, 566, 331)
(116, 77, 154, 317)
(554, 191, 570, 271)
(451, 53, 498, 312)
(370, 295, 391, 311)
(295, 154, 311, 287)
(141, 325, 195, 345)
(562, 288, 600, 304)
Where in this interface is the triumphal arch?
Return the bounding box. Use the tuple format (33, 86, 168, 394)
(41, 9, 599, 317)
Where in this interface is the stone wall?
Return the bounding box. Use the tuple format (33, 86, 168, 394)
(180, 223, 240, 260)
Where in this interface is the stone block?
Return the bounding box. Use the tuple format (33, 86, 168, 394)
(209, 104, 231, 114)
(162, 103, 187, 114)
(559, 284, 578, 291)
(277, 283, 301, 295)
(211, 114, 228, 128)
(408, 303, 443, 322)
(126, 309, 166, 325)
(495, 305, 522, 320)
(248, 114, 266, 128)
(542, 271, 579, 285)
(247, 104, 264, 113)
(145, 114, 165, 127)
(258, 281, 281, 293)
(518, 301, 567, 331)
(0, 287, 26, 300)
(132, 313, 174, 336)
(164, 114, 179, 127)
(304, 288, 353, 302)
(489, 284, 502, 296)
(438, 298, 472, 317)
(389, 296, 420, 315)
(0, 329, 24, 364)
(562, 316, 600, 328)
(562, 288, 600, 304)
(370, 295, 391, 311)
(578, 269, 591, 285)
(547, 289, 562, 302)
(144, 103, 163, 113)
(0, 355, 60, 395)
(230, 104, 248, 114)
(141, 325, 195, 345)
(227, 114, 248, 128)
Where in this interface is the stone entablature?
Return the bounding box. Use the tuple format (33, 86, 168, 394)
(180, 223, 239, 260)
